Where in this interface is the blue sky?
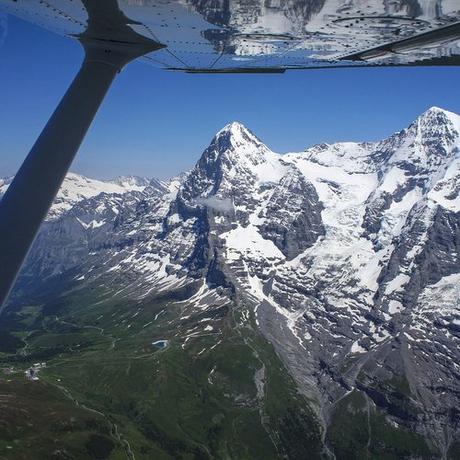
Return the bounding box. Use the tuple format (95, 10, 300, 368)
(2, 14, 460, 180)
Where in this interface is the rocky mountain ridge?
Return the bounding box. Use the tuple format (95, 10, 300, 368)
(0, 172, 156, 220)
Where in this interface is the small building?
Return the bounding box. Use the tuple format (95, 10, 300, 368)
(25, 362, 46, 381)
(25, 368, 39, 381)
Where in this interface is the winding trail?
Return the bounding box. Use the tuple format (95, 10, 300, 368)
(50, 380, 136, 460)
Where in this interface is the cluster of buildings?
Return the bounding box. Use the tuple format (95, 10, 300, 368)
(24, 362, 46, 381)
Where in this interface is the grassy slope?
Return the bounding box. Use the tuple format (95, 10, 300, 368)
(326, 388, 437, 459)
(0, 288, 323, 460)
(2, 281, 445, 460)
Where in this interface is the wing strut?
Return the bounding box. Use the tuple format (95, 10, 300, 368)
(0, 37, 162, 311)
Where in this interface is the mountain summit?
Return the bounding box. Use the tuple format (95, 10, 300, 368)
(416, 105, 460, 126)
(4, 108, 460, 458)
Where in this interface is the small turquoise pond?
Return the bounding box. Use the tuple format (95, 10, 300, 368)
(152, 340, 169, 349)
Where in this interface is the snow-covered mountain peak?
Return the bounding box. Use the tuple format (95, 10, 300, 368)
(179, 122, 284, 199)
(216, 120, 252, 138)
(374, 107, 460, 184)
(416, 106, 460, 126)
(210, 121, 270, 159)
(0, 176, 12, 195)
(111, 175, 150, 190)
(48, 173, 151, 219)
(405, 105, 460, 143)
(293, 141, 377, 174)
(1, 172, 155, 221)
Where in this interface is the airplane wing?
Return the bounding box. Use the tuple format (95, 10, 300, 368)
(1, 0, 460, 72)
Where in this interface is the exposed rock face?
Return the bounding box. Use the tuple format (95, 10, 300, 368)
(258, 166, 325, 259)
(6, 107, 460, 456)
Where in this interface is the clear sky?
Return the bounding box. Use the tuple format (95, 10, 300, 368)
(1, 14, 460, 180)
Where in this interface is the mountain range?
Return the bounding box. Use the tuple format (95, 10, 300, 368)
(1, 107, 460, 459)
